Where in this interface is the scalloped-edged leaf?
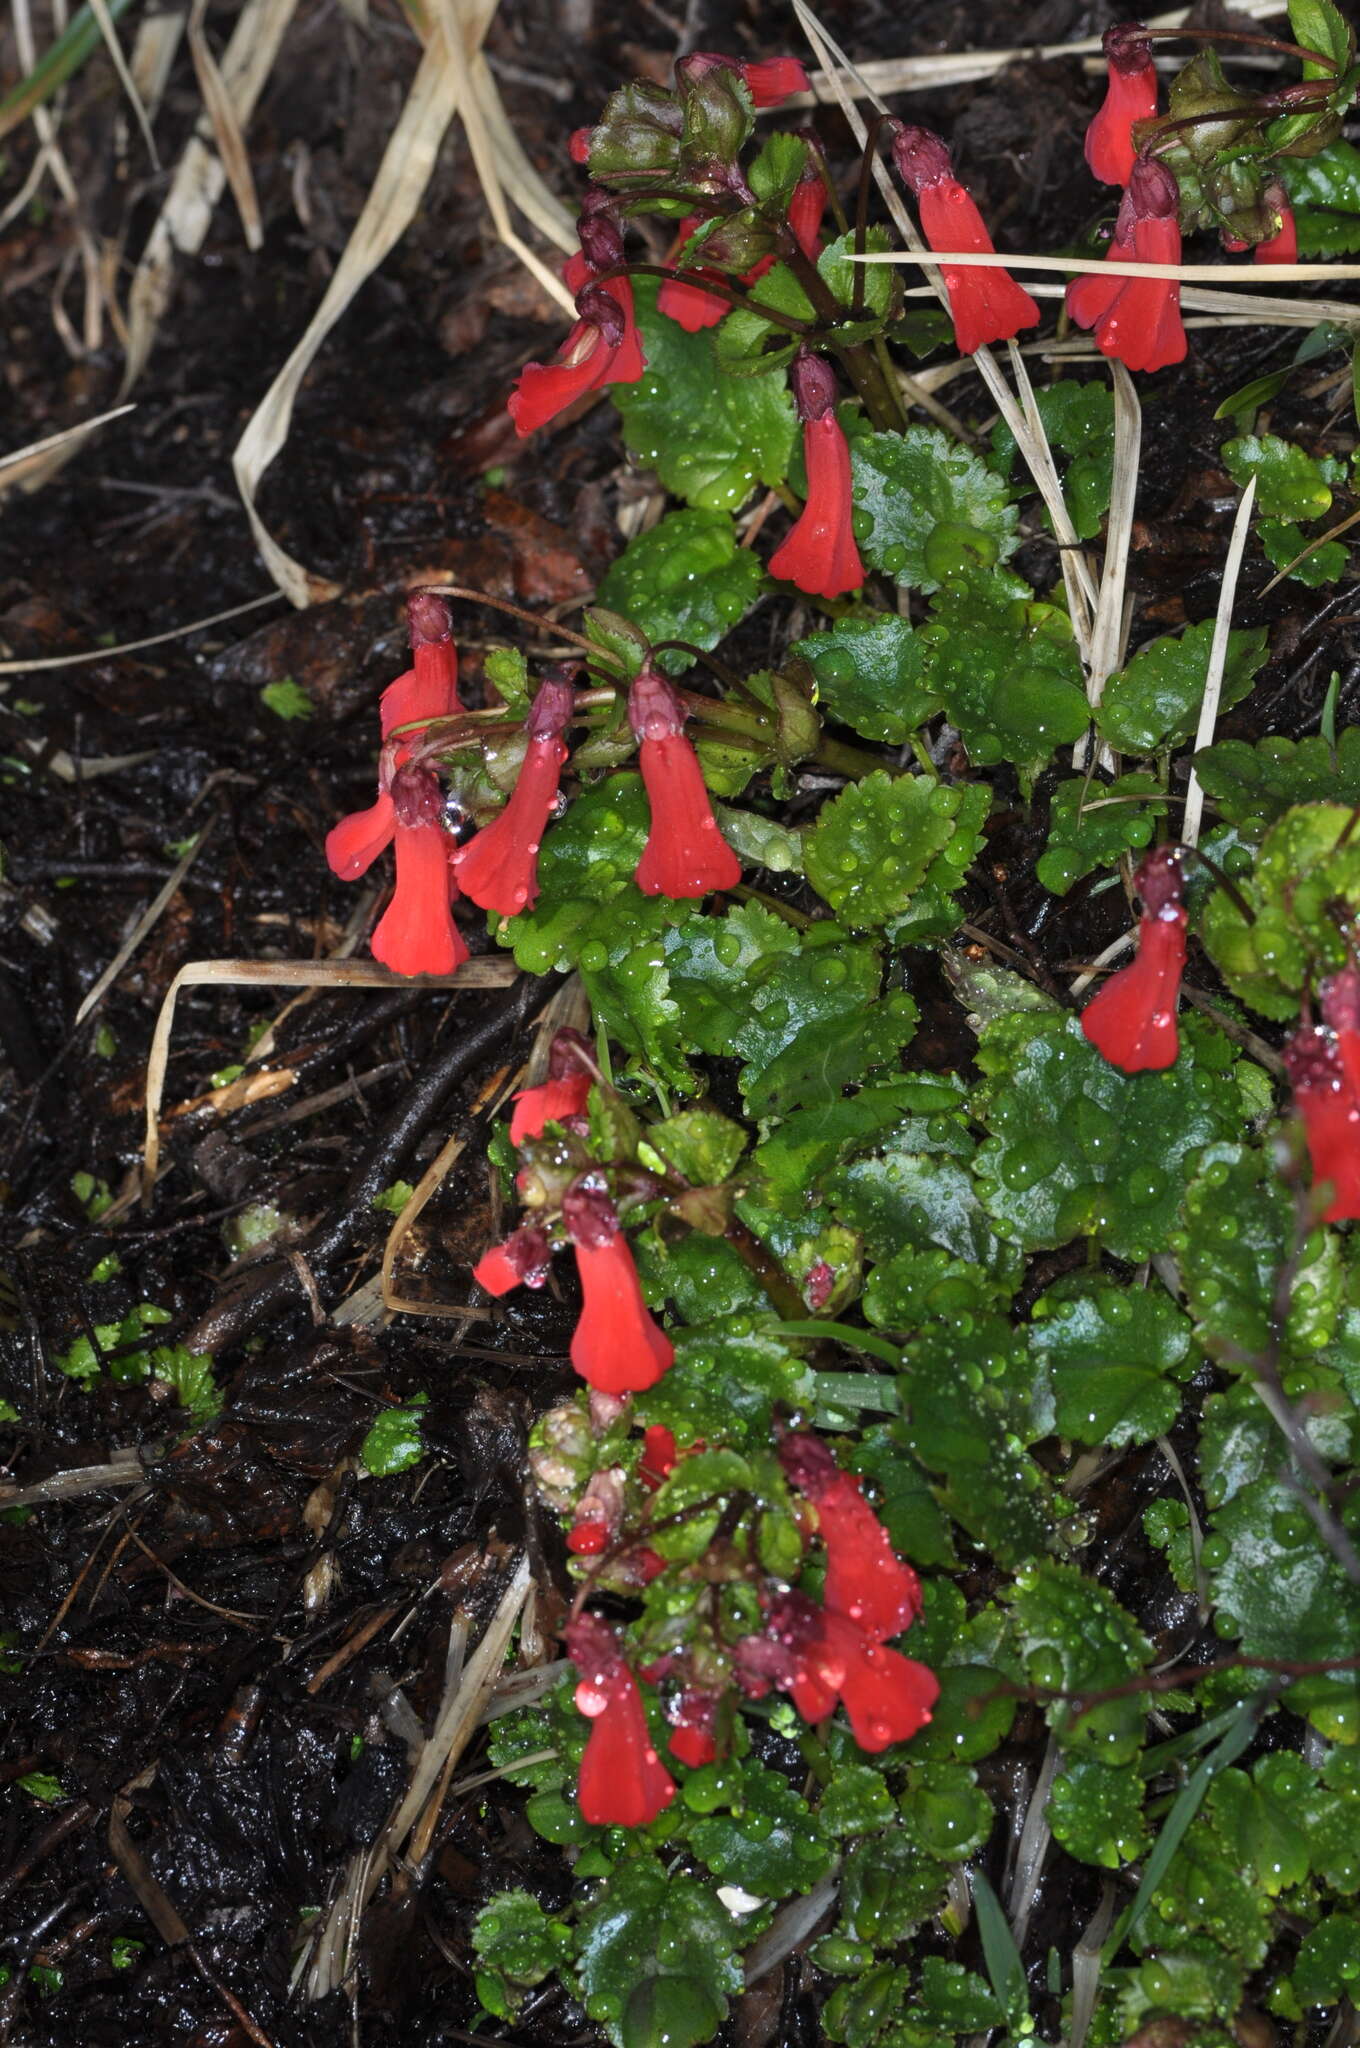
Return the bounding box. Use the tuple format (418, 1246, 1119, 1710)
(1280, 139, 1360, 254)
(1198, 800, 1360, 1016)
(1037, 773, 1165, 895)
(919, 580, 1090, 773)
(575, 1860, 742, 2048)
(686, 1761, 832, 1895)
(634, 1320, 813, 1447)
(1096, 619, 1270, 755)
(1222, 432, 1335, 521)
(743, 991, 920, 1118)
(805, 771, 978, 926)
(990, 379, 1115, 541)
(900, 1322, 1052, 1567)
(1027, 1278, 1191, 1448)
(851, 426, 1020, 592)
(1007, 1560, 1151, 1761)
(1258, 516, 1348, 587)
(793, 612, 943, 744)
(1180, 1143, 1342, 1362)
(1192, 728, 1360, 839)
(1049, 1758, 1149, 1869)
(612, 278, 797, 512)
(595, 509, 765, 676)
(972, 1013, 1244, 1262)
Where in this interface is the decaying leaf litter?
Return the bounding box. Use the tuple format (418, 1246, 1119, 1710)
(3, 0, 1360, 2043)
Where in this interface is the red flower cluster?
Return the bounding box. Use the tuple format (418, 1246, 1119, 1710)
(325, 593, 466, 978)
(1085, 23, 1158, 186)
(629, 666, 742, 899)
(769, 351, 864, 601)
(452, 670, 576, 917)
(565, 1613, 676, 1827)
(509, 193, 646, 436)
(475, 1171, 674, 1396)
(1067, 157, 1186, 373)
(1081, 846, 1186, 1072)
(659, 164, 826, 332)
(1283, 967, 1360, 1222)
(891, 124, 1040, 357)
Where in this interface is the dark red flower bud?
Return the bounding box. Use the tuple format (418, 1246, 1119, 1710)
(788, 349, 838, 424)
(890, 124, 953, 194)
(577, 189, 626, 273)
(1085, 23, 1157, 186)
(407, 589, 453, 648)
(390, 762, 445, 830)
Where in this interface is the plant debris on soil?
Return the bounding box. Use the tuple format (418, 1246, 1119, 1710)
(3, 1, 1360, 2045)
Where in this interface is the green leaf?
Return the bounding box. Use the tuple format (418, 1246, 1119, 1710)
(634, 1232, 770, 1330)
(805, 771, 981, 928)
(1181, 1144, 1342, 1364)
(838, 1828, 949, 1945)
(742, 991, 920, 1119)
(473, 1891, 575, 2018)
(899, 1762, 992, 1860)
(666, 908, 883, 1106)
(817, 228, 896, 323)
(1288, 0, 1355, 76)
(834, 1144, 1022, 1292)
(1198, 801, 1360, 1016)
(972, 1012, 1244, 1262)
(919, 580, 1090, 773)
(149, 1344, 221, 1425)
(1257, 516, 1348, 587)
(751, 1076, 965, 1215)
(1048, 1758, 1149, 1869)
(851, 426, 1020, 593)
(1207, 1472, 1360, 1676)
(686, 1760, 832, 1895)
(899, 1322, 1052, 1567)
(595, 509, 765, 675)
(612, 278, 797, 512)
(635, 1320, 813, 1448)
(970, 1870, 1029, 2030)
(643, 1107, 747, 1185)
(1027, 1279, 1191, 1448)
(19, 1771, 65, 1803)
(1280, 139, 1360, 254)
(1037, 773, 1165, 895)
(575, 1859, 743, 2048)
(1205, 1754, 1310, 1895)
(370, 1180, 415, 1215)
(1290, 1914, 1360, 2007)
(824, 1964, 913, 2048)
(1222, 432, 1334, 520)
(1096, 619, 1269, 755)
(1191, 728, 1360, 839)
(917, 1958, 1003, 2032)
(1007, 1560, 1151, 1761)
(259, 677, 313, 721)
(816, 1763, 897, 1838)
(360, 1394, 428, 1476)
(793, 612, 943, 745)
(991, 379, 1115, 541)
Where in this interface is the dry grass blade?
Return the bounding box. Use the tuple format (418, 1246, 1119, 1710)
(186, 0, 263, 250)
(1087, 361, 1141, 716)
(857, 249, 1360, 286)
(0, 590, 283, 673)
(0, 403, 135, 499)
(6, 0, 112, 351)
(140, 956, 519, 1194)
(74, 820, 215, 1027)
(87, 0, 160, 166)
(787, 0, 1287, 102)
(1181, 476, 1258, 850)
(744, 1869, 842, 1984)
(129, 8, 186, 115)
(120, 0, 299, 398)
(231, 21, 465, 606)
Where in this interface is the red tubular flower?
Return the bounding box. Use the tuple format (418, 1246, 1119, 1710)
(1256, 184, 1298, 264)
(566, 1614, 676, 1827)
(629, 667, 741, 900)
(472, 1223, 552, 1298)
(563, 1177, 675, 1393)
(1085, 23, 1157, 186)
(568, 1466, 625, 1556)
(508, 245, 646, 437)
(668, 1689, 720, 1769)
(778, 1435, 922, 1641)
(1067, 158, 1186, 373)
(657, 215, 730, 331)
(1284, 1025, 1360, 1223)
(369, 765, 467, 977)
(685, 52, 810, 108)
(453, 670, 576, 916)
(892, 125, 1040, 356)
(1081, 846, 1187, 1072)
(787, 167, 828, 261)
(764, 1593, 938, 1754)
(509, 1026, 595, 1146)
(769, 351, 864, 600)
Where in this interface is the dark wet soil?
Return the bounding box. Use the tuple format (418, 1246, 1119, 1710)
(1, 0, 1358, 2041)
